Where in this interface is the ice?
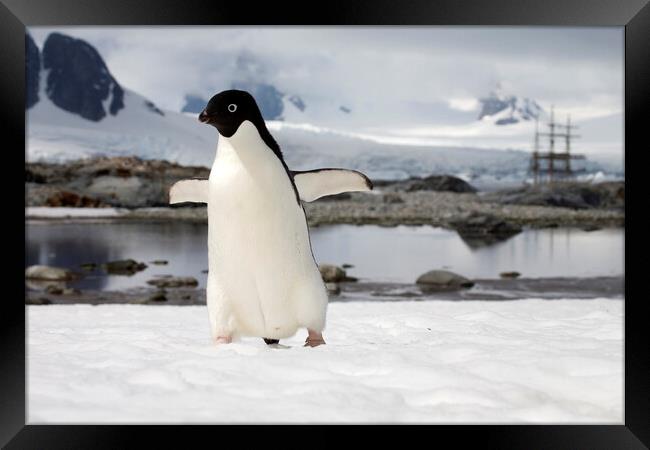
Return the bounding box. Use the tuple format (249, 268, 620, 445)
(27, 299, 623, 424)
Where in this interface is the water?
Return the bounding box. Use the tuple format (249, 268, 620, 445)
(26, 223, 624, 290)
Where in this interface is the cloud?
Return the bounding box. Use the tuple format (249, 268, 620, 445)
(27, 26, 623, 153)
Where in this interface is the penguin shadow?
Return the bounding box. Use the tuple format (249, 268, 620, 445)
(266, 343, 292, 350)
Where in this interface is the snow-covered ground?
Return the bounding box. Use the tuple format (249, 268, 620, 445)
(27, 299, 623, 424)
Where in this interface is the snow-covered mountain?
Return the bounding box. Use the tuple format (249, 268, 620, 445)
(26, 32, 621, 185)
(478, 89, 544, 126)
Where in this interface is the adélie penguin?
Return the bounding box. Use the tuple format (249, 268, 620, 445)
(170, 90, 373, 347)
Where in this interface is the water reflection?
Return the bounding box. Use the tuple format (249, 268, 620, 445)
(26, 222, 624, 288)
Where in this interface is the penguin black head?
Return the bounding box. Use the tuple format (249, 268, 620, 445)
(198, 89, 264, 138)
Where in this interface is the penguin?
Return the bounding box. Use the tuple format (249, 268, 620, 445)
(169, 90, 373, 347)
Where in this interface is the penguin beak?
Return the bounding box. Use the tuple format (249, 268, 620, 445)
(198, 110, 212, 124)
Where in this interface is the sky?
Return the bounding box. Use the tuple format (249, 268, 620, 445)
(28, 27, 624, 156)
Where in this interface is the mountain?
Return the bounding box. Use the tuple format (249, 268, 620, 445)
(25, 32, 619, 185)
(478, 89, 543, 126)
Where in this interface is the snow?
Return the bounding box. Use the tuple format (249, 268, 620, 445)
(26, 206, 128, 218)
(27, 299, 623, 424)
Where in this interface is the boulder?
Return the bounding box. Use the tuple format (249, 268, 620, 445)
(500, 271, 521, 279)
(146, 276, 198, 288)
(101, 259, 147, 275)
(404, 175, 477, 193)
(325, 283, 341, 295)
(416, 270, 474, 290)
(25, 265, 75, 281)
(319, 264, 357, 282)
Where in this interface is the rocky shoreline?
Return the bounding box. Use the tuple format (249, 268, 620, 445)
(26, 276, 624, 305)
(26, 157, 624, 230)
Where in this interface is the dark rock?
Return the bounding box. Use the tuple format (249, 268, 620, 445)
(42, 32, 124, 121)
(102, 259, 147, 275)
(45, 190, 104, 207)
(387, 175, 476, 193)
(201, 269, 209, 274)
(491, 182, 624, 210)
(144, 100, 164, 116)
(27, 297, 52, 305)
(146, 277, 198, 288)
(45, 285, 64, 295)
(80, 263, 97, 271)
(342, 263, 354, 269)
(582, 225, 601, 232)
(500, 271, 521, 279)
(416, 270, 474, 290)
(26, 33, 40, 109)
(339, 106, 351, 114)
(449, 212, 522, 242)
(148, 290, 167, 302)
(150, 260, 169, 265)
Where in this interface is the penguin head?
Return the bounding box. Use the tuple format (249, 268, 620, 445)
(198, 89, 264, 138)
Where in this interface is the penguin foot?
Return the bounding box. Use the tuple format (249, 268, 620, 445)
(305, 329, 326, 347)
(263, 338, 280, 345)
(304, 336, 326, 347)
(214, 336, 232, 345)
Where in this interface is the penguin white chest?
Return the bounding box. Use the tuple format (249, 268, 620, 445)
(206, 121, 327, 339)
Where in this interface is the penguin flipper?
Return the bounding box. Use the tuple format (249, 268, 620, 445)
(291, 169, 373, 202)
(169, 179, 209, 204)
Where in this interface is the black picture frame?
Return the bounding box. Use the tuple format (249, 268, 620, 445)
(4, 0, 646, 447)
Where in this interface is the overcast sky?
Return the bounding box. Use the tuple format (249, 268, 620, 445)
(29, 26, 623, 154)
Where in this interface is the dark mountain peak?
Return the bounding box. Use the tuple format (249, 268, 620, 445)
(42, 32, 124, 121)
(26, 33, 40, 109)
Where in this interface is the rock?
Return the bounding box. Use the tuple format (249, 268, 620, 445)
(150, 260, 168, 265)
(146, 277, 198, 288)
(45, 190, 103, 207)
(42, 32, 124, 121)
(79, 263, 97, 271)
(148, 290, 167, 302)
(201, 269, 209, 274)
(62, 288, 81, 295)
(45, 285, 64, 295)
(500, 271, 521, 279)
(318, 264, 357, 282)
(490, 181, 625, 210)
(25, 265, 75, 281)
(400, 175, 477, 193)
(383, 193, 404, 204)
(325, 283, 341, 295)
(582, 225, 601, 232)
(449, 212, 522, 239)
(26, 297, 52, 305)
(101, 259, 147, 275)
(416, 270, 474, 290)
(342, 263, 354, 269)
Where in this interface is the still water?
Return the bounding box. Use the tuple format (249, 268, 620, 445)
(26, 223, 624, 290)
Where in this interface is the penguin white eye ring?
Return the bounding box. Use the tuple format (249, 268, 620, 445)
(171, 89, 374, 348)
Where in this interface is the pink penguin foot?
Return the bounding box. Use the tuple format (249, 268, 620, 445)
(214, 336, 232, 345)
(304, 330, 326, 347)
